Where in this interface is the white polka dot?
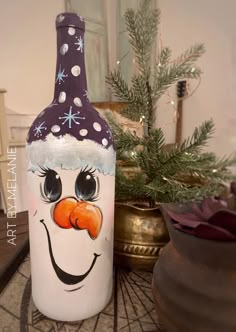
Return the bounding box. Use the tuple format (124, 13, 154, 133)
(93, 122, 101, 132)
(59, 91, 66, 103)
(71, 65, 81, 76)
(102, 138, 108, 146)
(51, 125, 61, 133)
(79, 129, 88, 136)
(73, 97, 82, 107)
(57, 15, 64, 23)
(59, 92, 67, 104)
(68, 27, 75, 35)
(60, 43, 68, 55)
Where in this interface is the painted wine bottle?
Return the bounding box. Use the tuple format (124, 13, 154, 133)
(26, 13, 116, 321)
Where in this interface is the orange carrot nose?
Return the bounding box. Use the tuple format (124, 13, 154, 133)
(53, 197, 103, 239)
(70, 201, 103, 239)
(53, 197, 77, 229)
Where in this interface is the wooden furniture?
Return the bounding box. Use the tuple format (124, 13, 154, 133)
(0, 211, 29, 294)
(0, 89, 9, 212)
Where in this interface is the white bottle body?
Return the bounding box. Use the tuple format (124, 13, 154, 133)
(27, 134, 116, 321)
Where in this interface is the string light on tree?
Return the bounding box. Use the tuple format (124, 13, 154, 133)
(139, 115, 146, 128)
(105, 1, 233, 206)
(116, 51, 130, 67)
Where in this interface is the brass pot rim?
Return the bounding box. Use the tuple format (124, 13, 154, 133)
(115, 201, 160, 212)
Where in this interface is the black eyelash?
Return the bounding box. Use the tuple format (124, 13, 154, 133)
(37, 165, 52, 178)
(80, 165, 96, 175)
(89, 195, 99, 202)
(79, 166, 97, 183)
(75, 165, 100, 202)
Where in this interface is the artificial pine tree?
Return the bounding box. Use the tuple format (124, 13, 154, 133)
(106, 0, 235, 207)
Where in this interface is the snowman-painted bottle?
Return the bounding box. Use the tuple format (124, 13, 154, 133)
(26, 13, 116, 321)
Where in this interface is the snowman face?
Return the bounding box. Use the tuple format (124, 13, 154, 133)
(28, 164, 115, 291)
(40, 165, 102, 239)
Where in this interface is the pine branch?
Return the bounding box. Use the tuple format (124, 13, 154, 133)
(152, 43, 205, 101)
(143, 121, 215, 178)
(142, 128, 166, 151)
(115, 166, 147, 200)
(174, 183, 226, 202)
(144, 176, 225, 203)
(131, 74, 149, 105)
(106, 71, 150, 122)
(177, 44, 206, 63)
(134, 128, 166, 179)
(106, 70, 137, 103)
(157, 47, 172, 65)
(168, 120, 214, 158)
(183, 119, 214, 153)
(202, 155, 236, 181)
(120, 104, 145, 122)
(105, 112, 142, 153)
(124, 0, 160, 77)
(106, 2, 235, 205)
(146, 80, 154, 133)
(176, 153, 232, 180)
(115, 140, 236, 203)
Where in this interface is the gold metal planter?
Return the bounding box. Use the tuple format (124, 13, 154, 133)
(114, 202, 169, 271)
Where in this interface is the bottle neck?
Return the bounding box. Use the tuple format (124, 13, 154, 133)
(53, 25, 88, 106)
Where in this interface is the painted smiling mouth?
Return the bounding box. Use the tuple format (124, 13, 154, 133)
(40, 219, 101, 288)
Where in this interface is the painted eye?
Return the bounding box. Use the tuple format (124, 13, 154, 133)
(43, 169, 62, 202)
(75, 168, 99, 202)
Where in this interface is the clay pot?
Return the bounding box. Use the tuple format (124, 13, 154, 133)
(114, 202, 169, 271)
(152, 203, 236, 332)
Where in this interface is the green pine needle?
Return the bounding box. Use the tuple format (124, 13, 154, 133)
(105, 1, 235, 205)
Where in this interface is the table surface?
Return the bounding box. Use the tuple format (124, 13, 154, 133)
(0, 211, 165, 331)
(0, 255, 166, 332)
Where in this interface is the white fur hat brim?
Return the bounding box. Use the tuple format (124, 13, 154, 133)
(26, 133, 116, 176)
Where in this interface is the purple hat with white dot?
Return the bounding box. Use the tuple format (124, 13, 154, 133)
(27, 105, 113, 149)
(26, 13, 115, 175)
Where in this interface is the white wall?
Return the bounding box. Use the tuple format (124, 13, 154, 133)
(0, 1, 64, 212)
(157, 0, 236, 157)
(0, 0, 64, 115)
